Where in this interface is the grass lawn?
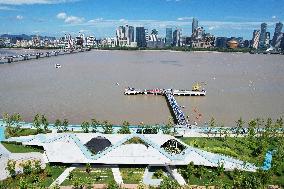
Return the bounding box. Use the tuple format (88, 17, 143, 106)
(1, 141, 44, 153)
(181, 137, 263, 166)
(61, 167, 115, 186)
(5, 127, 41, 138)
(119, 166, 145, 184)
(0, 164, 66, 188)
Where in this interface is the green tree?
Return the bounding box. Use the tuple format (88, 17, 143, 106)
(107, 180, 118, 189)
(6, 160, 16, 178)
(159, 177, 180, 189)
(54, 119, 62, 132)
(117, 121, 131, 134)
(19, 178, 29, 189)
(2, 112, 22, 127)
(81, 121, 90, 133)
(91, 118, 99, 133)
(162, 118, 173, 135)
(33, 160, 42, 174)
(3, 112, 22, 137)
(102, 121, 113, 134)
(21, 160, 32, 175)
(208, 117, 216, 137)
(72, 177, 84, 189)
(248, 119, 257, 138)
(216, 162, 225, 176)
(41, 114, 49, 131)
(236, 117, 245, 137)
(62, 119, 69, 132)
(33, 114, 42, 132)
(85, 163, 91, 174)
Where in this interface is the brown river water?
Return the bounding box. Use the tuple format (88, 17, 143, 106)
(0, 50, 284, 126)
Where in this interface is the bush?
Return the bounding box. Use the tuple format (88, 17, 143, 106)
(153, 169, 164, 179)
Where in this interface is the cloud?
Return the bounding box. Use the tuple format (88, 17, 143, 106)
(64, 16, 84, 24)
(16, 15, 23, 20)
(0, 5, 17, 10)
(177, 17, 193, 21)
(0, 0, 79, 5)
(57, 12, 67, 19)
(272, 15, 277, 19)
(56, 12, 84, 24)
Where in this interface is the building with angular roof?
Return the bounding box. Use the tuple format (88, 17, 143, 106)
(5, 133, 258, 172)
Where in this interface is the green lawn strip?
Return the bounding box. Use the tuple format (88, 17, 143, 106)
(1, 141, 44, 153)
(180, 137, 262, 165)
(119, 167, 145, 184)
(42, 164, 67, 187)
(61, 167, 115, 186)
(0, 164, 66, 188)
(5, 128, 40, 138)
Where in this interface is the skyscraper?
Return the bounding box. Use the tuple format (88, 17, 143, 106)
(271, 22, 283, 48)
(265, 32, 270, 46)
(116, 25, 134, 46)
(252, 30, 260, 49)
(136, 27, 146, 48)
(259, 23, 267, 48)
(173, 29, 181, 47)
(165, 28, 173, 46)
(192, 18, 198, 34)
(125, 25, 134, 44)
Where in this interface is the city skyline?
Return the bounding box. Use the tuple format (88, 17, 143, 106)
(0, 0, 284, 39)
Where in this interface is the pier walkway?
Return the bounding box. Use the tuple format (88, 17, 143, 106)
(164, 90, 189, 127)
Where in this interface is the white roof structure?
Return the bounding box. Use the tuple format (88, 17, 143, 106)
(5, 133, 258, 172)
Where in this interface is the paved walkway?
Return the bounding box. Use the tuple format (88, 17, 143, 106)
(0, 143, 11, 156)
(166, 165, 186, 185)
(111, 166, 123, 184)
(50, 166, 76, 187)
(142, 166, 163, 186)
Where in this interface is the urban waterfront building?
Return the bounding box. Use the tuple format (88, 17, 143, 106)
(271, 22, 283, 49)
(146, 29, 165, 48)
(215, 37, 228, 48)
(136, 27, 146, 48)
(259, 23, 268, 48)
(165, 28, 173, 46)
(192, 18, 198, 34)
(173, 29, 181, 47)
(281, 34, 284, 51)
(265, 32, 270, 47)
(126, 25, 135, 45)
(252, 30, 260, 49)
(116, 25, 134, 47)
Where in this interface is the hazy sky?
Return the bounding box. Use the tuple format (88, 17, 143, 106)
(0, 0, 283, 39)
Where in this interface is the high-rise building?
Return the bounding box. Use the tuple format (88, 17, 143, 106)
(173, 29, 181, 47)
(136, 27, 146, 48)
(265, 32, 270, 46)
(165, 28, 173, 46)
(280, 34, 284, 51)
(116, 25, 134, 47)
(215, 37, 228, 48)
(125, 25, 134, 44)
(145, 29, 149, 42)
(192, 18, 198, 34)
(259, 23, 267, 48)
(271, 22, 283, 48)
(252, 30, 260, 49)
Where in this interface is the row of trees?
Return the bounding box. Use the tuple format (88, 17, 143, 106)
(2, 113, 176, 136)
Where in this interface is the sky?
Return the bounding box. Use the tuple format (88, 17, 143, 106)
(0, 0, 283, 39)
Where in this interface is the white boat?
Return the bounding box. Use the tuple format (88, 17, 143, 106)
(55, 64, 61, 68)
(124, 87, 142, 95)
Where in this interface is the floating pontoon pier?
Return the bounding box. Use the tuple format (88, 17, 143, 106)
(124, 83, 206, 128)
